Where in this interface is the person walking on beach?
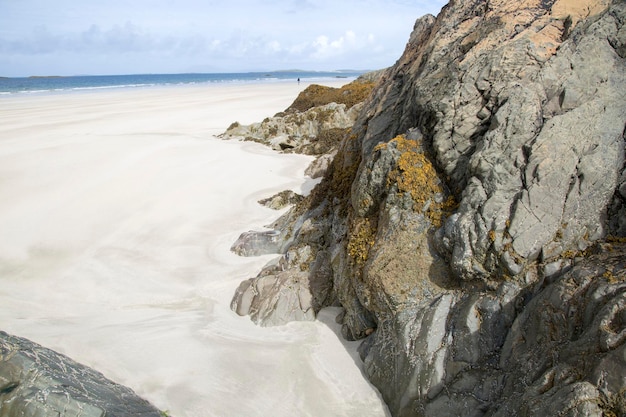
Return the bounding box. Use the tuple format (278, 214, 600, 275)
(297, 78, 300, 84)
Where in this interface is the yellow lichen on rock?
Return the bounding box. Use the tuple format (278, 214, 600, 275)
(387, 135, 457, 226)
(373, 141, 388, 152)
(347, 217, 376, 265)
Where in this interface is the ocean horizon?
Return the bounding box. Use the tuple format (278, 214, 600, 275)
(0, 70, 366, 95)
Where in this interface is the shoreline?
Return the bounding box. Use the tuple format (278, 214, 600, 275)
(0, 79, 389, 416)
(0, 73, 360, 97)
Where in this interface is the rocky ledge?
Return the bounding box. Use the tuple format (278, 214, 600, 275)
(220, 77, 377, 177)
(0, 332, 163, 417)
(227, 0, 626, 416)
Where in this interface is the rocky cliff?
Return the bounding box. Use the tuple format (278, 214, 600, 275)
(230, 0, 626, 416)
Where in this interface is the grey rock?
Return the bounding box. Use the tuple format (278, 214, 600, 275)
(230, 270, 315, 326)
(230, 200, 336, 325)
(0, 331, 162, 417)
(230, 229, 284, 256)
(229, 1, 626, 416)
(258, 190, 303, 210)
(220, 102, 362, 154)
(493, 246, 626, 417)
(426, 1, 626, 280)
(304, 150, 336, 179)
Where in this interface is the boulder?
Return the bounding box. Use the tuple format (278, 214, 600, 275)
(0, 332, 162, 417)
(230, 229, 284, 256)
(230, 270, 315, 326)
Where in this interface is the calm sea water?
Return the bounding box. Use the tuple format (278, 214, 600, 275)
(0, 71, 364, 95)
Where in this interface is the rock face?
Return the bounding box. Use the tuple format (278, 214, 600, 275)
(0, 331, 163, 417)
(230, 1, 626, 416)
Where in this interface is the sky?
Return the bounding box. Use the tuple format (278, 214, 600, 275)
(0, 0, 447, 77)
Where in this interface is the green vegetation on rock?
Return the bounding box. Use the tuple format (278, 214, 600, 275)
(285, 80, 375, 113)
(382, 135, 457, 227)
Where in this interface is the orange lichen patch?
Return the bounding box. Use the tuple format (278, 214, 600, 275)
(525, 21, 565, 60)
(387, 135, 457, 227)
(347, 217, 377, 265)
(373, 141, 388, 152)
(460, 0, 612, 67)
(551, 0, 611, 26)
(431, 195, 459, 227)
(395, 150, 439, 208)
(388, 136, 439, 205)
(487, 0, 544, 14)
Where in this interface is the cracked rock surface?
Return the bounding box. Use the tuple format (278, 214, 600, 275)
(0, 332, 162, 417)
(229, 1, 625, 416)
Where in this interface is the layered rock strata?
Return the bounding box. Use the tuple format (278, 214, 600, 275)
(0, 332, 163, 417)
(229, 0, 626, 416)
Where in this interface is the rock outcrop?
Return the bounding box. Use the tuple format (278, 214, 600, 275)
(0, 332, 163, 417)
(229, 0, 626, 416)
(220, 78, 376, 158)
(258, 189, 304, 210)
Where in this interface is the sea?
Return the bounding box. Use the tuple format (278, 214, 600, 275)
(0, 70, 365, 95)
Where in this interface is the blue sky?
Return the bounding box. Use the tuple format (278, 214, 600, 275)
(0, 0, 447, 77)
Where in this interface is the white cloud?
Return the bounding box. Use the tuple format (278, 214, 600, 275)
(310, 30, 371, 60)
(0, 0, 449, 75)
(266, 40, 282, 53)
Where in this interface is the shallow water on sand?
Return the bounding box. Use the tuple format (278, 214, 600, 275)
(0, 84, 389, 417)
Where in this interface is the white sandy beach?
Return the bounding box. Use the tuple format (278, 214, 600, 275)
(0, 82, 390, 416)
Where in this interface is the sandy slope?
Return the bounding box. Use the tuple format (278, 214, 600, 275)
(0, 82, 389, 417)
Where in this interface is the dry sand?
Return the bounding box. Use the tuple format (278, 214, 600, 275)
(0, 81, 389, 416)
